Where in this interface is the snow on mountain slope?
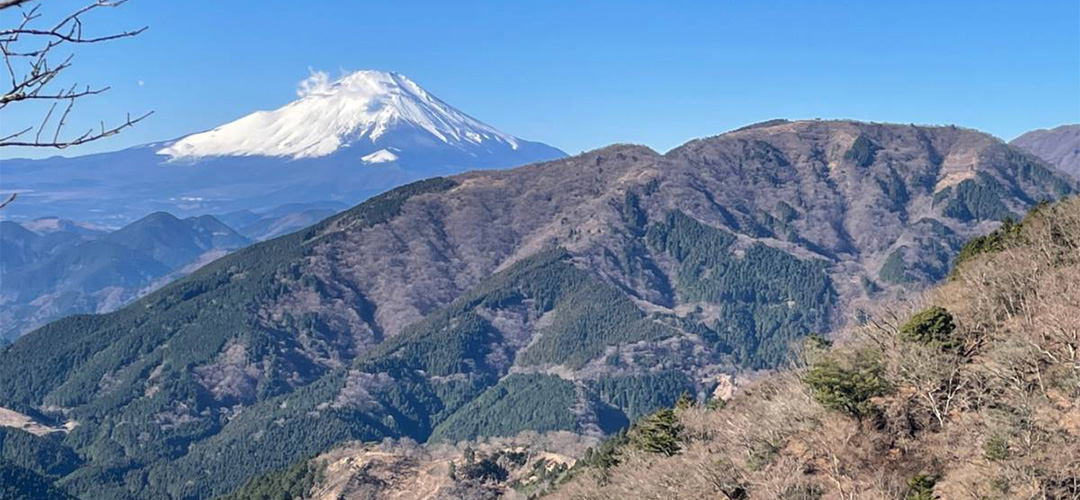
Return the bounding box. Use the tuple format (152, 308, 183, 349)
(362, 148, 399, 164)
(159, 71, 520, 160)
(3, 70, 565, 226)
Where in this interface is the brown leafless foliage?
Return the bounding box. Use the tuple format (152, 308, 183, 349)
(549, 198, 1080, 500)
(0, 0, 150, 150)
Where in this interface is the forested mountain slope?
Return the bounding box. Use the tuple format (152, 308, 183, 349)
(0, 120, 1073, 499)
(190, 181, 1080, 500)
(550, 196, 1080, 500)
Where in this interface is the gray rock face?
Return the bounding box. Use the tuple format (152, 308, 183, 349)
(1011, 124, 1080, 180)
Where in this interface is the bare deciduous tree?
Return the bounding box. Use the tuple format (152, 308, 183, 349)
(1, 0, 150, 208)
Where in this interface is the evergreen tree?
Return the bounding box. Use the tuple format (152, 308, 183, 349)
(803, 351, 891, 420)
(630, 408, 683, 456)
(675, 391, 695, 410)
(899, 306, 958, 350)
(906, 474, 937, 500)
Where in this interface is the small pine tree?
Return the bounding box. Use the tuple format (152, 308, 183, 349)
(584, 430, 627, 471)
(899, 306, 958, 349)
(803, 351, 891, 420)
(951, 217, 1024, 278)
(675, 391, 694, 410)
(630, 408, 683, 456)
(982, 436, 1010, 461)
(906, 474, 937, 500)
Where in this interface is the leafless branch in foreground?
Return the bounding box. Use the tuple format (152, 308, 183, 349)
(0, 192, 16, 210)
(0, 0, 149, 149)
(0, 0, 34, 10)
(0, 0, 150, 209)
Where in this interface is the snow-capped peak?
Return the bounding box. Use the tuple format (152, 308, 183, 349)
(158, 70, 520, 160)
(361, 148, 399, 164)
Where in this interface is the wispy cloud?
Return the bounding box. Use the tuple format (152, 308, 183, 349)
(297, 69, 332, 97)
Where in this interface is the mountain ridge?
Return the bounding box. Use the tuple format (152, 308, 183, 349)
(0, 119, 1073, 499)
(1010, 123, 1080, 180)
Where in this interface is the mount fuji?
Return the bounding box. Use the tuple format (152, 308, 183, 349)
(1, 70, 565, 226)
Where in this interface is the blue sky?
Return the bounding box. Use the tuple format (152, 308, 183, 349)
(2, 0, 1078, 159)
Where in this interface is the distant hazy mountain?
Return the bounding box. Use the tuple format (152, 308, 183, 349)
(1011, 124, 1080, 180)
(1, 70, 565, 226)
(216, 201, 348, 241)
(1, 120, 1072, 500)
(0, 212, 250, 341)
(18, 217, 109, 235)
(105, 212, 249, 267)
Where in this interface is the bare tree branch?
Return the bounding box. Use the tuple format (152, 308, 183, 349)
(0, 0, 35, 10)
(0, 26, 146, 44)
(0, 125, 31, 143)
(34, 99, 57, 142)
(0, 0, 149, 149)
(1, 80, 109, 106)
(0, 0, 149, 210)
(0, 110, 151, 148)
(0, 193, 16, 210)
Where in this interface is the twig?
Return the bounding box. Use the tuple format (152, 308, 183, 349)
(0, 0, 35, 11)
(0, 192, 16, 210)
(0, 0, 149, 149)
(0, 125, 31, 142)
(0, 110, 152, 148)
(0, 26, 146, 44)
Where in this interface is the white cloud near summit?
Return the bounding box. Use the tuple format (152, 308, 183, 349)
(296, 69, 332, 97)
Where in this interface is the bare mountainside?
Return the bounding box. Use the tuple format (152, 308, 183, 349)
(0, 120, 1073, 500)
(546, 197, 1080, 500)
(1011, 123, 1080, 180)
(282, 119, 1072, 338)
(262, 197, 1080, 500)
